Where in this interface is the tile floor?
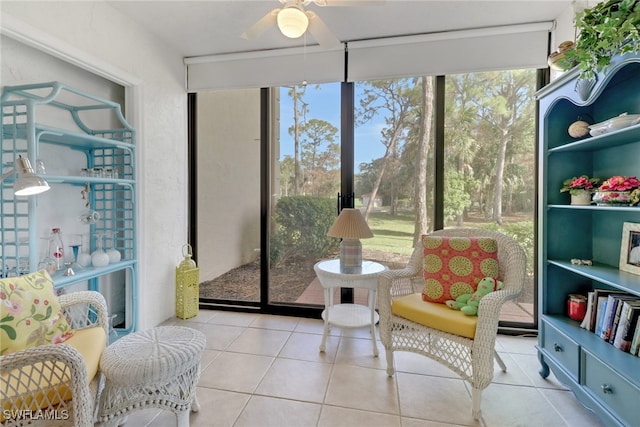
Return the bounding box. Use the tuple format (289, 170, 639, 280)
(118, 310, 605, 427)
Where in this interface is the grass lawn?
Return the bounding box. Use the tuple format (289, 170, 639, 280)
(363, 211, 415, 256)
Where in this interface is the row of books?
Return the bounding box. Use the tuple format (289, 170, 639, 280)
(579, 289, 640, 356)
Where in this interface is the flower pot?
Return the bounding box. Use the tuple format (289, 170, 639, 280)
(593, 190, 631, 206)
(570, 191, 592, 205)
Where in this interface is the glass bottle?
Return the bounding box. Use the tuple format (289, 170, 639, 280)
(48, 228, 65, 271)
(91, 233, 110, 268)
(105, 232, 121, 264)
(76, 234, 92, 268)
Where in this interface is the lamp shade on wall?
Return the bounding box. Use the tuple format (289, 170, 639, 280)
(1, 156, 50, 196)
(327, 208, 374, 273)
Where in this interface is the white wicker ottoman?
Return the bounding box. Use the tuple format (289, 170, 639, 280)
(97, 326, 206, 427)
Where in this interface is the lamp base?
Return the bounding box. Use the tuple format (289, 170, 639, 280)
(339, 238, 362, 274)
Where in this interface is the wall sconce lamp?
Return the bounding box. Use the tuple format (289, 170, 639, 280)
(1, 156, 50, 196)
(326, 208, 374, 273)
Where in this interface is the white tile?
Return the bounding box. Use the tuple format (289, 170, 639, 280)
(207, 310, 259, 327)
(255, 358, 332, 403)
(334, 336, 387, 370)
(481, 382, 569, 427)
(234, 395, 321, 427)
(396, 372, 477, 425)
(250, 314, 300, 331)
(186, 322, 245, 351)
(495, 334, 538, 355)
(295, 317, 337, 335)
(391, 351, 458, 379)
(226, 327, 291, 356)
(540, 388, 605, 427)
(318, 405, 401, 427)
(189, 387, 251, 427)
(198, 351, 273, 393)
(279, 331, 339, 363)
(325, 364, 399, 414)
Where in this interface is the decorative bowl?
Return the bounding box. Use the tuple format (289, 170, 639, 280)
(589, 113, 640, 136)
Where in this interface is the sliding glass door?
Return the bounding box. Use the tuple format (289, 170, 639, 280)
(192, 70, 539, 327)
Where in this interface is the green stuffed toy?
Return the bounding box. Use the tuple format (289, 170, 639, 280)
(445, 277, 504, 316)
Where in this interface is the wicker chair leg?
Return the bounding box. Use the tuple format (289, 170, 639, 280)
(177, 409, 190, 427)
(495, 350, 507, 373)
(192, 395, 200, 412)
(471, 387, 482, 420)
(385, 349, 395, 376)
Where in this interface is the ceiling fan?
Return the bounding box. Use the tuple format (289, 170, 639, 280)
(241, 0, 380, 48)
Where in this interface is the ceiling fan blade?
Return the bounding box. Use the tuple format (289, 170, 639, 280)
(241, 8, 280, 39)
(306, 11, 340, 48)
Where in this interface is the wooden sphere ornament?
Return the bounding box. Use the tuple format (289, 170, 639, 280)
(568, 120, 590, 138)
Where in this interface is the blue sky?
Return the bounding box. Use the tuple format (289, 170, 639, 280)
(279, 83, 386, 173)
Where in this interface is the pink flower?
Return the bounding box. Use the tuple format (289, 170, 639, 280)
(52, 332, 73, 344)
(570, 176, 594, 189)
(3, 299, 22, 316)
(599, 176, 640, 191)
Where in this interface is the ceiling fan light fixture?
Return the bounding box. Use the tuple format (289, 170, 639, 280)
(277, 6, 309, 38)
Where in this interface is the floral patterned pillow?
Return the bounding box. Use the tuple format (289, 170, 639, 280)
(421, 235, 499, 304)
(0, 270, 74, 355)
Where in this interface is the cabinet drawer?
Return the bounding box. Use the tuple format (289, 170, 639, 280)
(582, 350, 639, 427)
(541, 321, 579, 380)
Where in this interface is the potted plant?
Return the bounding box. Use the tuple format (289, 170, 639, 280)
(562, 0, 640, 79)
(593, 175, 640, 205)
(560, 175, 600, 205)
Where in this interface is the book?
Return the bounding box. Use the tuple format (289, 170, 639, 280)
(594, 298, 608, 337)
(612, 301, 640, 350)
(619, 306, 640, 353)
(600, 294, 620, 340)
(605, 295, 638, 343)
(630, 315, 640, 356)
(580, 291, 594, 330)
(589, 290, 627, 332)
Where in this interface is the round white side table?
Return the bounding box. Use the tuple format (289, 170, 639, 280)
(314, 259, 387, 356)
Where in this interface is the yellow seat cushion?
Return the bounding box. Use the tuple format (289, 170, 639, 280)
(1, 326, 106, 421)
(392, 293, 478, 339)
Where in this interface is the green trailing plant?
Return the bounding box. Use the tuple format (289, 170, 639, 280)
(562, 0, 640, 78)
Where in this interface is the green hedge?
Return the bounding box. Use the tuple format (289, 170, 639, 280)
(270, 196, 340, 264)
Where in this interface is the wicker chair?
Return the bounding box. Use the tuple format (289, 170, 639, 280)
(1, 291, 109, 427)
(377, 228, 526, 420)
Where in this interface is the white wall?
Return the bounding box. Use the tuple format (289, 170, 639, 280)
(196, 90, 261, 282)
(1, 1, 189, 329)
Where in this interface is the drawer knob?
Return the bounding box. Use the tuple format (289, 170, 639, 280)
(553, 343, 563, 352)
(601, 384, 613, 394)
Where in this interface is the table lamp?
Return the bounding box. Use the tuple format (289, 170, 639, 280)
(1, 156, 50, 196)
(327, 208, 374, 273)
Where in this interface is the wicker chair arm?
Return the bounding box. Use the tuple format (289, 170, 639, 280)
(0, 344, 93, 427)
(59, 290, 109, 336)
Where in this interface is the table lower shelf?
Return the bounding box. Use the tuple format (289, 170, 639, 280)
(321, 303, 379, 328)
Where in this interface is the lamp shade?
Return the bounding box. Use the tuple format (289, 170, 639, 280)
(277, 6, 309, 39)
(327, 208, 374, 239)
(1, 156, 50, 196)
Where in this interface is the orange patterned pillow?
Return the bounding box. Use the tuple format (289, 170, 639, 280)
(421, 235, 499, 304)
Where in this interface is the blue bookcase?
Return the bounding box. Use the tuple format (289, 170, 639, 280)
(1, 82, 137, 338)
(536, 54, 640, 426)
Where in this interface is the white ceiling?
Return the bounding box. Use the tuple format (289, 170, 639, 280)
(108, 0, 573, 59)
